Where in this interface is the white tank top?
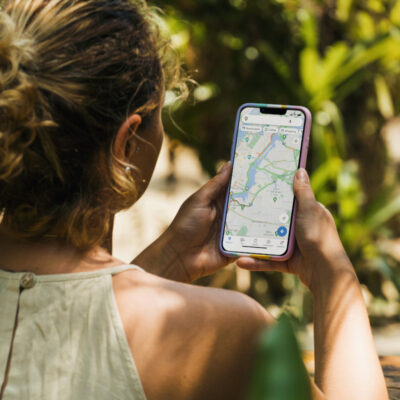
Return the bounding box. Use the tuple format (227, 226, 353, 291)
(0, 265, 147, 400)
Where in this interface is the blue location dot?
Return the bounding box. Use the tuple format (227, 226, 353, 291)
(277, 226, 288, 237)
(245, 137, 249, 142)
(248, 155, 251, 159)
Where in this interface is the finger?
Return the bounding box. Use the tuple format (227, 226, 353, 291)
(215, 176, 230, 210)
(224, 255, 238, 265)
(236, 257, 290, 273)
(195, 162, 232, 202)
(293, 168, 316, 213)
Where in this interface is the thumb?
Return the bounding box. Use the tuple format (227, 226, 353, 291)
(195, 162, 232, 202)
(293, 168, 316, 213)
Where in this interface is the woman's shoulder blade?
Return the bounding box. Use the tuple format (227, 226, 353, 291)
(112, 269, 272, 400)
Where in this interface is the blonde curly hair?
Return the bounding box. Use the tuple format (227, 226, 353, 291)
(0, 0, 184, 249)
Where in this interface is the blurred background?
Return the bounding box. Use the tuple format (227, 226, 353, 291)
(114, 0, 400, 354)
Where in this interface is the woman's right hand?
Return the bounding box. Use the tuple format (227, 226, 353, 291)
(236, 168, 354, 292)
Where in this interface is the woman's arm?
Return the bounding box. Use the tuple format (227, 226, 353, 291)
(237, 169, 388, 400)
(312, 257, 386, 399)
(131, 162, 234, 282)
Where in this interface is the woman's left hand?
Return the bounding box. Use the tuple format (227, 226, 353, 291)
(132, 163, 234, 282)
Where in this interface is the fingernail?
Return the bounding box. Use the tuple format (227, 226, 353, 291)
(296, 168, 309, 183)
(219, 162, 230, 174)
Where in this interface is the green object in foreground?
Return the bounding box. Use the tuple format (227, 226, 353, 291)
(247, 314, 312, 400)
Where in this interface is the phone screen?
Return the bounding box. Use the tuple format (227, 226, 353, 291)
(222, 106, 306, 256)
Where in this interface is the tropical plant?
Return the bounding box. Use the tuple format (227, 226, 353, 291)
(247, 314, 312, 400)
(156, 0, 400, 323)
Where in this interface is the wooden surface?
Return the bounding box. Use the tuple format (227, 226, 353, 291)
(381, 357, 400, 399)
(303, 352, 400, 399)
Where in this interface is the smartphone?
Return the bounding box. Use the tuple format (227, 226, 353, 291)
(219, 103, 311, 261)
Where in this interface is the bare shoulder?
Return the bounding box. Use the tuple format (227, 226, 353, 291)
(112, 269, 273, 400)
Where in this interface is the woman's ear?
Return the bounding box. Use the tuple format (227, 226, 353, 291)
(113, 114, 142, 161)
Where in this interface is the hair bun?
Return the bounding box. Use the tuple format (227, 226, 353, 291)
(0, 10, 40, 181)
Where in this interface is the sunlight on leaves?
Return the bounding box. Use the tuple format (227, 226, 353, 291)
(336, 0, 353, 22)
(374, 75, 394, 119)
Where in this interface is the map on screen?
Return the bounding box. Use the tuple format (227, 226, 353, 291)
(222, 107, 305, 256)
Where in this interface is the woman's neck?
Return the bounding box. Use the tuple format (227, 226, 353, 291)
(0, 230, 123, 275)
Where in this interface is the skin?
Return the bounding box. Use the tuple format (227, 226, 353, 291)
(132, 164, 388, 400)
(0, 104, 388, 399)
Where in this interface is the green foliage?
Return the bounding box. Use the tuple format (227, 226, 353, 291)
(156, 0, 400, 322)
(247, 314, 311, 400)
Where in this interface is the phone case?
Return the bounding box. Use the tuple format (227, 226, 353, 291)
(219, 103, 312, 261)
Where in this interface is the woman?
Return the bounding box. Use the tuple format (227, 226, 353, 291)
(0, 0, 388, 399)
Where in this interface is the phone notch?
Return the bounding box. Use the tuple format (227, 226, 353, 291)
(260, 107, 287, 115)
